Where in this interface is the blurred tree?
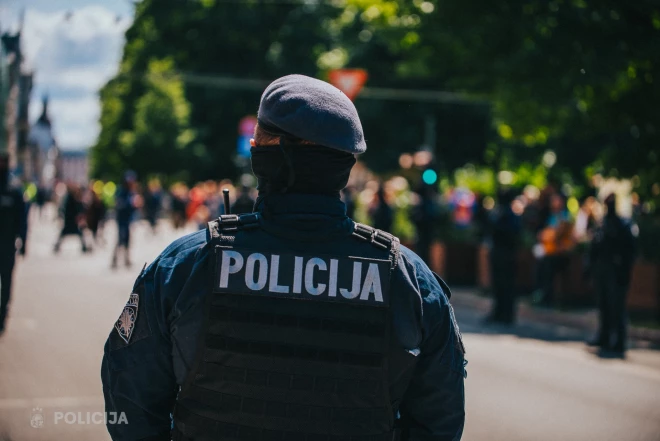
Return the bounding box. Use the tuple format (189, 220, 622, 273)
(93, 0, 343, 182)
(338, 0, 659, 197)
(92, 1, 158, 180)
(93, 0, 659, 201)
(120, 58, 196, 181)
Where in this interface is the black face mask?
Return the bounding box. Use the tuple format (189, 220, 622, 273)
(250, 144, 356, 198)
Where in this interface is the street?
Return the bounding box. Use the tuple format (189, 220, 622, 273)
(1, 213, 659, 441)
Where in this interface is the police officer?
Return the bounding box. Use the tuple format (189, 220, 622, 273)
(0, 154, 26, 334)
(102, 75, 466, 441)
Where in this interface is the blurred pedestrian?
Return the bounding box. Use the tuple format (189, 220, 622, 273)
(231, 185, 255, 214)
(412, 183, 440, 265)
(53, 184, 89, 254)
(187, 184, 206, 221)
(533, 193, 575, 305)
(203, 182, 223, 218)
(86, 184, 107, 246)
(143, 179, 163, 234)
(0, 155, 26, 334)
(35, 185, 47, 219)
(472, 192, 490, 242)
(191, 204, 211, 230)
(574, 196, 599, 244)
(574, 195, 600, 282)
(485, 188, 521, 324)
(170, 184, 188, 229)
(588, 194, 636, 356)
(111, 172, 137, 269)
(17, 183, 30, 256)
(369, 184, 393, 232)
(536, 180, 559, 233)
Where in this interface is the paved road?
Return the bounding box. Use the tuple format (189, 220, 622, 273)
(0, 212, 659, 441)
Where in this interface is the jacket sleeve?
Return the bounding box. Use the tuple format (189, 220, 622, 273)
(101, 264, 178, 441)
(398, 254, 466, 441)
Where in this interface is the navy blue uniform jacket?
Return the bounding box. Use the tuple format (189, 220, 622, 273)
(102, 194, 466, 441)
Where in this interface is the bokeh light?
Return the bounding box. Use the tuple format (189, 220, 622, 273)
(422, 169, 438, 185)
(399, 153, 413, 169)
(103, 181, 117, 197)
(413, 151, 433, 167)
(542, 150, 557, 168)
(497, 170, 514, 185)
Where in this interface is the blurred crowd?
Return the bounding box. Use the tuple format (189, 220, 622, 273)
(359, 175, 640, 353)
(22, 173, 260, 268)
(13, 168, 650, 353)
(23, 171, 645, 275)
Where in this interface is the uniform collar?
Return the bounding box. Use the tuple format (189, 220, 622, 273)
(255, 193, 353, 241)
(256, 193, 346, 217)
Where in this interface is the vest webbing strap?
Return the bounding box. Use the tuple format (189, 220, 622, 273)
(351, 222, 400, 271)
(207, 213, 261, 240)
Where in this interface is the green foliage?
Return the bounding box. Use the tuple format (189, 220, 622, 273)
(93, 56, 197, 182)
(512, 162, 548, 189)
(93, 0, 659, 197)
(338, 0, 659, 193)
(452, 165, 496, 196)
(121, 58, 196, 181)
(391, 206, 415, 242)
(93, 0, 344, 182)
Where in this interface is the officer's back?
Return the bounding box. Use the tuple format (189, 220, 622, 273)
(102, 75, 466, 441)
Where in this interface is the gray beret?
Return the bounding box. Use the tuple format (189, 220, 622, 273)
(257, 74, 366, 154)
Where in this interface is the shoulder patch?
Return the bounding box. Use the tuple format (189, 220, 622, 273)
(114, 293, 139, 344)
(110, 265, 152, 350)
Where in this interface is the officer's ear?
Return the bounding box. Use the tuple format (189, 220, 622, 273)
(250, 138, 256, 147)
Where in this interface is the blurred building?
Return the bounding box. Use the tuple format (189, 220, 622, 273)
(28, 95, 58, 189)
(57, 150, 89, 185)
(0, 32, 20, 161)
(1, 23, 33, 179)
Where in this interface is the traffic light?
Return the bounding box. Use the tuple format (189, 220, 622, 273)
(422, 168, 438, 185)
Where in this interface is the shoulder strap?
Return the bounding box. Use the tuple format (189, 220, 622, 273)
(206, 213, 261, 242)
(352, 222, 400, 270)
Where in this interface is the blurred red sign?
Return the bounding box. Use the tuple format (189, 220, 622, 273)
(238, 115, 258, 137)
(328, 69, 368, 101)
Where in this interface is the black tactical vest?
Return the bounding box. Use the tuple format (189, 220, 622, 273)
(173, 214, 400, 441)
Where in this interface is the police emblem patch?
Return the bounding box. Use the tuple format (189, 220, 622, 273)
(114, 293, 139, 344)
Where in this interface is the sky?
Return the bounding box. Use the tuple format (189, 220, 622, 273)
(1, 0, 133, 150)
